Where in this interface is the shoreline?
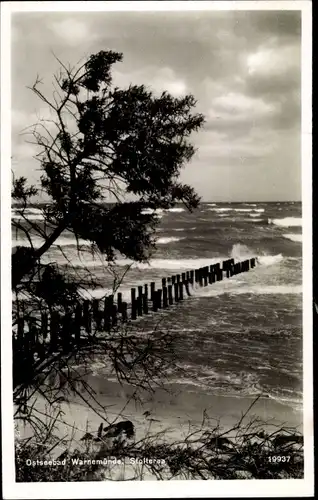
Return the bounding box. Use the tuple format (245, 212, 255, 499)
(19, 378, 303, 447)
(16, 378, 303, 480)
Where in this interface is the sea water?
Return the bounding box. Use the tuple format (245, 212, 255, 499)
(12, 201, 302, 412)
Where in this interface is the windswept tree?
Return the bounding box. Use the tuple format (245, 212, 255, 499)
(12, 49, 204, 293)
(12, 50, 204, 414)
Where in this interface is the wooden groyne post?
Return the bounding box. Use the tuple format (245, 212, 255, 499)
(131, 288, 137, 320)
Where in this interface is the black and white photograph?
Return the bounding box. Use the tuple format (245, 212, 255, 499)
(1, 1, 313, 497)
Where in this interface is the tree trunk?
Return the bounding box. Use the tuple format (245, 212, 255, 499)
(12, 222, 66, 288)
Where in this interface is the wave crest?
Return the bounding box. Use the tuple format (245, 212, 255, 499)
(156, 236, 185, 244)
(194, 284, 302, 297)
(257, 254, 284, 266)
(230, 243, 283, 266)
(268, 217, 302, 227)
(167, 207, 185, 213)
(283, 233, 302, 243)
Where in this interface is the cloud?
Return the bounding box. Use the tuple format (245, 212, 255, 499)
(156, 69, 187, 97)
(194, 125, 279, 164)
(14, 142, 38, 159)
(250, 11, 301, 38)
(245, 42, 301, 98)
(247, 44, 299, 78)
(12, 107, 58, 132)
(212, 92, 275, 118)
(49, 18, 93, 46)
(113, 66, 188, 97)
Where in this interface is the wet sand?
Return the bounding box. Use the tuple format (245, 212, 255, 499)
(16, 377, 302, 480)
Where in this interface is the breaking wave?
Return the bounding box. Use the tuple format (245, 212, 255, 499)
(230, 243, 254, 261)
(166, 207, 185, 213)
(283, 233, 302, 243)
(140, 208, 164, 217)
(231, 208, 254, 212)
(140, 207, 184, 216)
(12, 236, 91, 249)
(193, 284, 302, 297)
(156, 236, 185, 244)
(257, 254, 284, 266)
(268, 217, 302, 227)
(209, 208, 232, 212)
(12, 207, 43, 215)
(210, 207, 264, 213)
(12, 214, 44, 221)
(115, 257, 226, 270)
(230, 243, 284, 266)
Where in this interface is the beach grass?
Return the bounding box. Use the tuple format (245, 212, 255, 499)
(15, 383, 303, 481)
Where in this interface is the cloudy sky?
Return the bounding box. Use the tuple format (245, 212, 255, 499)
(11, 8, 301, 202)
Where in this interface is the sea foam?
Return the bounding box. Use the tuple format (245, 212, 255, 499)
(115, 257, 225, 270)
(230, 243, 254, 261)
(210, 207, 264, 213)
(12, 214, 44, 221)
(156, 236, 185, 244)
(283, 233, 302, 243)
(141, 208, 164, 215)
(268, 217, 302, 227)
(230, 243, 283, 266)
(209, 208, 232, 212)
(193, 284, 302, 297)
(257, 254, 284, 266)
(12, 236, 91, 249)
(166, 207, 185, 213)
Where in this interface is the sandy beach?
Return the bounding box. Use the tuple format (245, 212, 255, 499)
(15, 375, 303, 480)
(21, 376, 302, 448)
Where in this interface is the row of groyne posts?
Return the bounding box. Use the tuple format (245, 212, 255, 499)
(128, 257, 256, 320)
(14, 258, 256, 356)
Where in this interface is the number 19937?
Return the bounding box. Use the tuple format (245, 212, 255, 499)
(268, 456, 291, 463)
